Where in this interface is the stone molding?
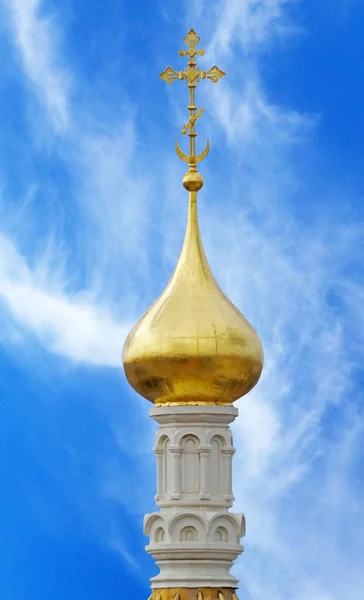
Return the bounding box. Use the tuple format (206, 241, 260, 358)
(144, 510, 245, 543)
(221, 446, 235, 456)
(151, 406, 238, 426)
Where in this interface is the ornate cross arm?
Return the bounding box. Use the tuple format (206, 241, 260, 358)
(159, 29, 225, 177)
(160, 65, 225, 85)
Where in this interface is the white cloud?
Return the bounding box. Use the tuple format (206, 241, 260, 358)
(0, 233, 129, 365)
(2, 0, 154, 312)
(4, 0, 71, 131)
(75, 122, 153, 296)
(208, 0, 296, 54)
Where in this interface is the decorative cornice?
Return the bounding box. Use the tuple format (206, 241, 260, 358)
(146, 544, 243, 562)
(198, 445, 211, 455)
(221, 446, 235, 456)
(169, 445, 183, 455)
(151, 406, 238, 426)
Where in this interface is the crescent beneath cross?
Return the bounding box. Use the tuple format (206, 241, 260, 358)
(195, 138, 210, 163)
(175, 138, 189, 163)
(175, 138, 210, 164)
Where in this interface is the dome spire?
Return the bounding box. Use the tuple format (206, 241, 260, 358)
(122, 31, 264, 600)
(122, 30, 263, 406)
(159, 29, 225, 192)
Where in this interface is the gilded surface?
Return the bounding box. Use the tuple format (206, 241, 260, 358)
(151, 589, 238, 600)
(122, 30, 264, 405)
(123, 192, 263, 405)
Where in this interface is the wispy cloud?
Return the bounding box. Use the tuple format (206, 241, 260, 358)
(75, 122, 153, 297)
(0, 0, 154, 355)
(207, 0, 297, 53)
(0, 233, 129, 365)
(4, 0, 72, 132)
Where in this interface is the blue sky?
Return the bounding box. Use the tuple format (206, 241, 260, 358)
(0, 1, 363, 599)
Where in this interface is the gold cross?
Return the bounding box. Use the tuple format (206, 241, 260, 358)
(160, 29, 225, 165)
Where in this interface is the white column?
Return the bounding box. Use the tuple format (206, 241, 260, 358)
(199, 444, 211, 500)
(154, 446, 164, 501)
(222, 445, 235, 500)
(145, 406, 244, 590)
(169, 445, 182, 500)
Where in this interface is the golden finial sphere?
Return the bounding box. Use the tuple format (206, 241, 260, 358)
(182, 167, 204, 192)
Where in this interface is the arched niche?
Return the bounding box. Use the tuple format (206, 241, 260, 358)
(181, 435, 200, 494)
(168, 512, 206, 543)
(155, 527, 165, 543)
(214, 526, 229, 542)
(180, 526, 198, 542)
(209, 435, 225, 496)
(207, 513, 242, 544)
(144, 513, 166, 541)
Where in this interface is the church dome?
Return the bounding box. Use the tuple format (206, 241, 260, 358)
(122, 190, 263, 406)
(123, 28, 263, 406)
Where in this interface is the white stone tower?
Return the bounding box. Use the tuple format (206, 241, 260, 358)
(123, 29, 263, 600)
(145, 406, 244, 593)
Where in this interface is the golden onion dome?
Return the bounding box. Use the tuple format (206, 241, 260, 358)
(122, 29, 263, 406)
(122, 189, 263, 406)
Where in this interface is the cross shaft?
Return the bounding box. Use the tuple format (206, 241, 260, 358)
(160, 29, 225, 164)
